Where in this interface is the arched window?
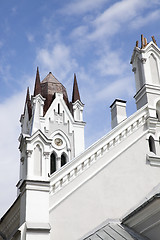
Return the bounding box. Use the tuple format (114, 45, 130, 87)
(58, 103, 60, 114)
(149, 136, 156, 154)
(156, 101, 160, 121)
(50, 152, 56, 174)
(61, 153, 67, 167)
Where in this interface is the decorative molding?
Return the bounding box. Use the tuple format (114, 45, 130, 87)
(147, 153, 160, 167)
(50, 107, 148, 195)
(146, 117, 158, 134)
(26, 150, 33, 157)
(43, 152, 50, 159)
(141, 58, 147, 64)
(132, 67, 136, 73)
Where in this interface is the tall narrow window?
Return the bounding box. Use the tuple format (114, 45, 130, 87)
(34, 145, 42, 176)
(156, 101, 160, 121)
(61, 153, 67, 167)
(58, 103, 60, 114)
(149, 136, 156, 154)
(50, 152, 56, 174)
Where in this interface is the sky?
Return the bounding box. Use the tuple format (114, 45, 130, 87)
(0, 0, 160, 217)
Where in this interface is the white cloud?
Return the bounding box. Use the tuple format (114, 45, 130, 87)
(36, 44, 78, 81)
(95, 49, 128, 76)
(88, 0, 149, 40)
(131, 9, 160, 29)
(60, 0, 108, 15)
(0, 91, 25, 217)
(69, 0, 158, 42)
(70, 26, 88, 39)
(96, 76, 135, 101)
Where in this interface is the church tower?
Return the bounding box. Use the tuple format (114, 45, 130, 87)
(131, 35, 160, 119)
(17, 69, 85, 239)
(18, 68, 85, 183)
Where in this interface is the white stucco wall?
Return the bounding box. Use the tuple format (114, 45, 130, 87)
(49, 123, 160, 239)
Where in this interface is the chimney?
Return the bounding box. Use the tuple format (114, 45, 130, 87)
(110, 99, 127, 129)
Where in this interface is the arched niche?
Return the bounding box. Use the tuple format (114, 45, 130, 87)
(34, 144, 42, 176)
(50, 152, 57, 174)
(149, 53, 160, 85)
(148, 136, 156, 154)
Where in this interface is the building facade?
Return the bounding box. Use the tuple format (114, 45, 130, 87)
(1, 35, 160, 240)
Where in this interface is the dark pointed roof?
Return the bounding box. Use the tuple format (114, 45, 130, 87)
(25, 87, 32, 120)
(40, 72, 70, 115)
(23, 70, 73, 117)
(72, 73, 81, 103)
(42, 72, 60, 84)
(34, 67, 41, 96)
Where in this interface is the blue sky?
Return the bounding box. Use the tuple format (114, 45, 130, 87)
(0, 0, 160, 217)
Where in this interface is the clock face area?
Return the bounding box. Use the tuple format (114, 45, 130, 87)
(55, 138, 63, 146)
(53, 135, 65, 149)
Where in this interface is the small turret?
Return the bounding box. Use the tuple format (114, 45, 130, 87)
(20, 87, 32, 135)
(72, 73, 84, 122)
(131, 35, 160, 116)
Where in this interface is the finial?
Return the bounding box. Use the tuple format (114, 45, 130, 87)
(141, 34, 144, 49)
(144, 38, 147, 47)
(151, 36, 157, 45)
(34, 67, 41, 96)
(136, 41, 139, 47)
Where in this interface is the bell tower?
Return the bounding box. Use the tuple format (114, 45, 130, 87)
(17, 68, 85, 239)
(131, 35, 160, 118)
(18, 68, 85, 182)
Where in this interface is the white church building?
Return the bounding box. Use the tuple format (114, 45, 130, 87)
(1, 35, 160, 240)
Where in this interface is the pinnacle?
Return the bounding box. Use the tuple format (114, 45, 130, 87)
(72, 73, 81, 103)
(34, 67, 41, 96)
(24, 87, 32, 119)
(135, 35, 158, 49)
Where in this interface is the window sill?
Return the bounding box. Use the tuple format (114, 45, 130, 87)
(146, 153, 160, 167)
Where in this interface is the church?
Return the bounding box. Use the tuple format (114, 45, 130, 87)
(1, 35, 160, 240)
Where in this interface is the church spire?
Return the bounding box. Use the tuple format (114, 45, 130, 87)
(72, 73, 81, 103)
(34, 67, 41, 96)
